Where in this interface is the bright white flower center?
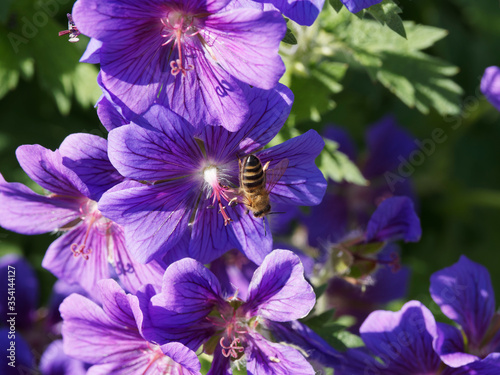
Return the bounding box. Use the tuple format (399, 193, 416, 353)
(203, 166, 219, 187)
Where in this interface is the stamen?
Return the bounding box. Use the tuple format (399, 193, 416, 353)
(58, 13, 80, 43)
(220, 337, 244, 358)
(160, 13, 197, 76)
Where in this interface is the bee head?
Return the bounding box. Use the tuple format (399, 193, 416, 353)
(253, 204, 271, 218)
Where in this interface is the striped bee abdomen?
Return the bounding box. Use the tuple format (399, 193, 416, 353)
(242, 155, 265, 190)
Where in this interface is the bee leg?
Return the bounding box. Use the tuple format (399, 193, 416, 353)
(263, 218, 267, 236)
(228, 197, 238, 207)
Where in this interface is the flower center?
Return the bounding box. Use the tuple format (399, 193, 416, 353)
(161, 11, 200, 76)
(207, 301, 249, 359)
(70, 199, 111, 260)
(203, 165, 233, 226)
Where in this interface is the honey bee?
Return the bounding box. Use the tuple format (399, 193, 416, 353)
(229, 155, 288, 219)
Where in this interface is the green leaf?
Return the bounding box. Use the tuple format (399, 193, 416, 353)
(329, 0, 344, 13)
(283, 27, 298, 45)
(367, 0, 406, 38)
(303, 309, 336, 331)
(332, 330, 364, 349)
(313, 283, 329, 299)
(318, 138, 368, 185)
(341, 20, 463, 115)
(310, 61, 348, 93)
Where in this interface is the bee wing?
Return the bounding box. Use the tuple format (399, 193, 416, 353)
(265, 158, 289, 193)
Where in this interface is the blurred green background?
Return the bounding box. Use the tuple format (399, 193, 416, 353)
(0, 0, 499, 313)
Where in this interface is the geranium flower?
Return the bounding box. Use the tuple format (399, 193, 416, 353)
(430, 255, 500, 366)
(481, 66, 500, 111)
(60, 279, 201, 374)
(0, 136, 164, 293)
(99, 85, 326, 265)
(135, 250, 316, 374)
(72, 0, 287, 131)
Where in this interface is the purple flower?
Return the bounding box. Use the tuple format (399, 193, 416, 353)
(430, 255, 500, 364)
(99, 86, 326, 265)
(341, 0, 382, 14)
(252, 0, 325, 26)
(0, 328, 34, 375)
(135, 249, 316, 374)
(0, 254, 38, 329)
(365, 196, 421, 243)
(334, 300, 500, 375)
(0, 137, 164, 293)
(39, 340, 87, 375)
(307, 116, 417, 246)
(72, 0, 286, 131)
(481, 66, 500, 111)
(60, 279, 201, 374)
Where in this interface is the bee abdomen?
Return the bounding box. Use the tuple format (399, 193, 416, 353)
(243, 155, 265, 190)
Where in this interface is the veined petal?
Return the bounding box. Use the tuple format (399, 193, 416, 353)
(153, 258, 224, 324)
(60, 293, 142, 365)
(429, 255, 495, 348)
(0, 176, 81, 235)
(16, 145, 88, 197)
(360, 300, 441, 374)
(365, 196, 422, 243)
(258, 129, 327, 206)
(442, 353, 500, 375)
(98, 180, 197, 263)
(138, 260, 221, 349)
(41, 223, 109, 293)
(231, 205, 273, 265)
(159, 343, 201, 375)
(96, 95, 128, 131)
(341, 0, 382, 14)
(107, 110, 201, 181)
(110, 227, 165, 294)
(72, 0, 163, 42)
(433, 322, 479, 368)
(160, 48, 250, 132)
(244, 250, 315, 321)
(60, 133, 124, 201)
(199, 84, 293, 162)
(246, 332, 315, 375)
(254, 0, 325, 26)
(203, 9, 286, 89)
(189, 202, 238, 264)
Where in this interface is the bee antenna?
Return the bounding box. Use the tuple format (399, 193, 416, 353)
(268, 211, 285, 215)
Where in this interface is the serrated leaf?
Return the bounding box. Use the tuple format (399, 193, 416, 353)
(367, 0, 406, 38)
(329, 0, 344, 13)
(319, 139, 368, 185)
(282, 27, 297, 45)
(343, 20, 463, 115)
